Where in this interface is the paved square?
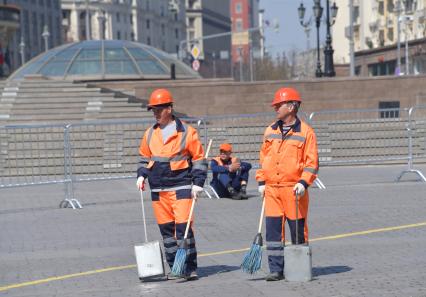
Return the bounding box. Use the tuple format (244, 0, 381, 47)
(1, 164, 426, 297)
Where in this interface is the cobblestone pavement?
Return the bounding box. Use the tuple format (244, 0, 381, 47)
(1, 165, 426, 297)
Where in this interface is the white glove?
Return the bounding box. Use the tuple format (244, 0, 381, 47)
(136, 176, 145, 190)
(258, 185, 265, 197)
(191, 185, 204, 200)
(293, 183, 306, 196)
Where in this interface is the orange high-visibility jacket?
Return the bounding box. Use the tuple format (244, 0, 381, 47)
(256, 118, 318, 188)
(212, 157, 238, 168)
(137, 117, 207, 190)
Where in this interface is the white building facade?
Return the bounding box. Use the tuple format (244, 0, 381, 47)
(62, 0, 187, 55)
(333, 0, 426, 67)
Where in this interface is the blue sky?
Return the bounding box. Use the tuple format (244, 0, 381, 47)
(260, 0, 326, 57)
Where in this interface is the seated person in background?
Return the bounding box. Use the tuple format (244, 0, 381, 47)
(210, 143, 252, 200)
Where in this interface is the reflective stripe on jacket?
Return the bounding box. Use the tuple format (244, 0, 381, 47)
(256, 117, 318, 187)
(137, 117, 207, 190)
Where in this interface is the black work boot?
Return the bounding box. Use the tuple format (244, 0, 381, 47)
(265, 272, 284, 281)
(184, 271, 199, 281)
(226, 185, 236, 198)
(240, 184, 248, 199)
(227, 186, 242, 200)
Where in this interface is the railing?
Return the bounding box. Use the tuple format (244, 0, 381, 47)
(308, 107, 411, 165)
(2, 107, 426, 209)
(0, 123, 68, 187)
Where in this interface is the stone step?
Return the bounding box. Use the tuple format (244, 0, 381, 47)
(11, 96, 116, 104)
(14, 87, 101, 93)
(13, 90, 105, 98)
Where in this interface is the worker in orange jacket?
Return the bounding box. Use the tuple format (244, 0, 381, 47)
(136, 88, 207, 281)
(256, 87, 318, 281)
(210, 143, 252, 199)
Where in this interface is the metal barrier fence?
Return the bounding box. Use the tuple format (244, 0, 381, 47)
(0, 123, 68, 187)
(396, 105, 426, 182)
(2, 107, 426, 209)
(309, 108, 411, 165)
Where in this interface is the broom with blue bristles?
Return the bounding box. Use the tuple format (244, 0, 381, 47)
(241, 196, 266, 274)
(171, 198, 196, 276)
(171, 139, 213, 276)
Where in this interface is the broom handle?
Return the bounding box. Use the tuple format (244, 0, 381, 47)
(183, 199, 196, 239)
(182, 139, 212, 240)
(295, 192, 299, 245)
(205, 139, 213, 158)
(140, 190, 148, 243)
(257, 197, 266, 233)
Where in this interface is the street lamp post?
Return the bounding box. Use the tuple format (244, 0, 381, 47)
(238, 47, 243, 82)
(299, 1, 323, 77)
(19, 37, 25, 65)
(396, 0, 402, 74)
(323, 0, 338, 77)
(311, 1, 324, 77)
(402, 15, 413, 75)
(212, 52, 216, 78)
(297, 3, 312, 77)
(42, 25, 50, 51)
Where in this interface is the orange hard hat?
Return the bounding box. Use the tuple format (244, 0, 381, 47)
(219, 143, 233, 152)
(148, 88, 174, 110)
(271, 87, 302, 106)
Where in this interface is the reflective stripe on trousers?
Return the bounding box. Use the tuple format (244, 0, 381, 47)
(155, 190, 197, 272)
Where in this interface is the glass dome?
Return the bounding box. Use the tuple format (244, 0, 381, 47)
(9, 40, 201, 81)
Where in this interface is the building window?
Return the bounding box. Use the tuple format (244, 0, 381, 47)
(161, 24, 165, 35)
(174, 13, 178, 21)
(355, 66, 361, 76)
(130, 15, 133, 25)
(146, 0, 150, 10)
(368, 60, 396, 76)
(32, 12, 39, 51)
(116, 13, 120, 22)
(235, 2, 242, 13)
(404, 0, 415, 12)
(387, 0, 394, 12)
(378, 1, 384, 15)
(188, 0, 196, 9)
(146, 19, 150, 29)
(353, 6, 359, 22)
(235, 18, 243, 32)
(147, 36, 151, 45)
(379, 101, 400, 118)
(117, 31, 121, 39)
(387, 27, 394, 41)
(131, 32, 135, 41)
(175, 28, 179, 39)
(160, 5, 164, 16)
(379, 30, 385, 46)
(188, 17, 195, 28)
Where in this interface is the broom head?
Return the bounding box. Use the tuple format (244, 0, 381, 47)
(171, 239, 188, 276)
(240, 233, 263, 274)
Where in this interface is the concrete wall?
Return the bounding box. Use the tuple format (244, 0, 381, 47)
(93, 75, 426, 116)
